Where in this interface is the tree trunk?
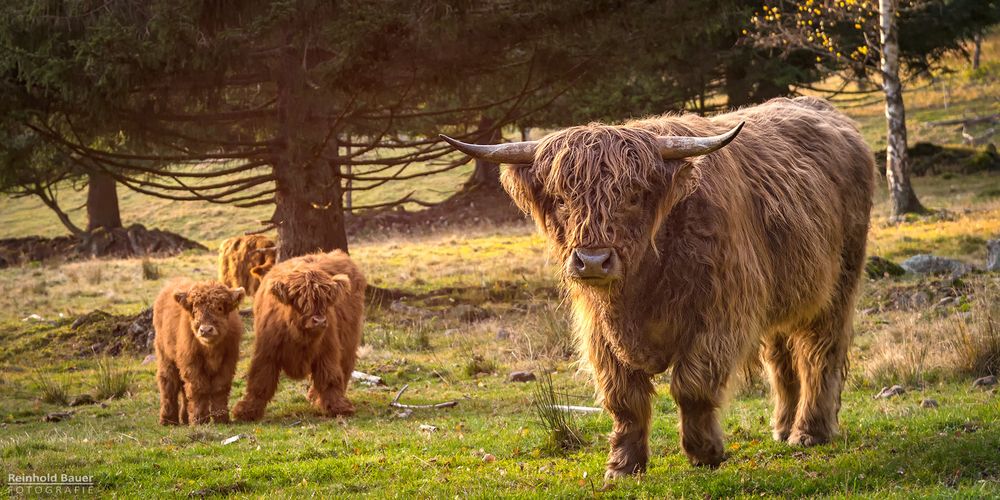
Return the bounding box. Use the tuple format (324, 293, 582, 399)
(973, 33, 982, 70)
(880, 0, 924, 219)
(86, 171, 122, 232)
(466, 115, 503, 191)
(271, 46, 349, 261)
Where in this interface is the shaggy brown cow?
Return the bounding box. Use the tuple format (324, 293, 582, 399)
(232, 250, 366, 421)
(153, 279, 245, 425)
(218, 235, 277, 297)
(442, 97, 874, 478)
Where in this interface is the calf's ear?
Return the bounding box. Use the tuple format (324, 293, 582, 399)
(499, 165, 547, 230)
(250, 264, 272, 280)
(228, 287, 246, 308)
(330, 273, 352, 297)
(173, 291, 192, 310)
(270, 281, 290, 304)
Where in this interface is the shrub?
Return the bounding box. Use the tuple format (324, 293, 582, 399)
(950, 284, 1000, 377)
(509, 302, 575, 362)
(464, 354, 497, 377)
(140, 258, 160, 280)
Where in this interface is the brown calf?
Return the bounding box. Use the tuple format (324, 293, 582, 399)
(153, 279, 244, 425)
(232, 250, 366, 421)
(218, 235, 277, 297)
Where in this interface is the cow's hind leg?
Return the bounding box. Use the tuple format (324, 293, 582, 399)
(762, 334, 800, 442)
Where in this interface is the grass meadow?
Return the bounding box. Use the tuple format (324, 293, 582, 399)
(1, 34, 999, 499)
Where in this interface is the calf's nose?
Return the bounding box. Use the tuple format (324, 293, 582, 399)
(568, 247, 620, 282)
(197, 325, 217, 337)
(311, 315, 327, 326)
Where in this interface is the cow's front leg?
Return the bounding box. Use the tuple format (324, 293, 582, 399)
(590, 336, 655, 479)
(670, 351, 734, 467)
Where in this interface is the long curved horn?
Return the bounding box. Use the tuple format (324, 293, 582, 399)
(657, 122, 744, 160)
(439, 135, 538, 164)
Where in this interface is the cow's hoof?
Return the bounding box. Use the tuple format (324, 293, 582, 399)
(787, 430, 829, 447)
(688, 452, 726, 468)
(323, 401, 356, 417)
(604, 464, 644, 480)
(772, 429, 790, 442)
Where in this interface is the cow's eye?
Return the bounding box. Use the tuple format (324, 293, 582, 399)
(554, 197, 567, 211)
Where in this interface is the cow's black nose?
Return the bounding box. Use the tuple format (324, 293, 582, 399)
(568, 247, 620, 283)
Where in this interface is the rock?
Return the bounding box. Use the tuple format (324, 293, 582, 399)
(482, 453, 496, 463)
(496, 328, 512, 340)
(43, 412, 72, 422)
(988, 239, 1000, 272)
(935, 297, 960, 308)
(972, 375, 997, 389)
(141, 354, 156, 365)
(875, 385, 905, 399)
(909, 291, 931, 309)
(21, 313, 45, 322)
(508, 371, 537, 383)
(419, 424, 438, 432)
(919, 398, 938, 409)
(451, 304, 492, 323)
(900, 254, 973, 277)
(395, 409, 413, 419)
(865, 256, 906, 279)
(69, 394, 96, 407)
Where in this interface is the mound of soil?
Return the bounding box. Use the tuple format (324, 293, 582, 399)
(345, 183, 527, 238)
(0, 224, 207, 268)
(876, 143, 1000, 177)
(68, 308, 155, 356)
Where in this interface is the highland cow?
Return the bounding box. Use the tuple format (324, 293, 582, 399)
(153, 279, 245, 425)
(218, 235, 277, 297)
(442, 97, 875, 478)
(232, 250, 366, 421)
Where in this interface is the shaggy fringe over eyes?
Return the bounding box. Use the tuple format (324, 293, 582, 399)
(283, 270, 347, 313)
(533, 125, 665, 248)
(182, 282, 238, 310)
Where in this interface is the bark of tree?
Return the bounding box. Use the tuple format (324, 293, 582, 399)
(973, 33, 982, 70)
(880, 0, 924, 218)
(465, 115, 503, 191)
(86, 171, 123, 231)
(271, 47, 348, 261)
(35, 187, 84, 235)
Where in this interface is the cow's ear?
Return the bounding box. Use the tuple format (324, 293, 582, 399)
(650, 161, 700, 251)
(500, 165, 547, 229)
(329, 273, 352, 297)
(173, 291, 192, 311)
(228, 287, 246, 308)
(270, 281, 290, 304)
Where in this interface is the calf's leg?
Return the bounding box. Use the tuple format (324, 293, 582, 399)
(310, 351, 354, 417)
(232, 350, 281, 422)
(157, 361, 182, 426)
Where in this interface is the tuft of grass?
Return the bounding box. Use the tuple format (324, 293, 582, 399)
(509, 302, 575, 362)
(94, 356, 134, 400)
(140, 258, 160, 280)
(82, 264, 103, 285)
(31, 369, 69, 406)
(463, 354, 497, 377)
(949, 283, 1000, 377)
(531, 372, 584, 453)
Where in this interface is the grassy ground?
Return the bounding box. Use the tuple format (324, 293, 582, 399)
(2, 30, 1000, 500)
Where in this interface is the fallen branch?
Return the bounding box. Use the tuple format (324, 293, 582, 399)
(351, 370, 385, 386)
(549, 405, 602, 414)
(389, 384, 458, 410)
(925, 114, 999, 127)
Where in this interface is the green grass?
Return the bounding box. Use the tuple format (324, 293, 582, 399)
(2, 26, 1000, 500)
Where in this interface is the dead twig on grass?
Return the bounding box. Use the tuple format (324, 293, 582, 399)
(388, 384, 458, 410)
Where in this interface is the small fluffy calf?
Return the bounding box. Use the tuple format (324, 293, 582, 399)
(218, 235, 277, 296)
(153, 279, 245, 425)
(233, 250, 365, 421)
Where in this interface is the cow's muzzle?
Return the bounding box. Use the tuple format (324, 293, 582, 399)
(567, 247, 621, 285)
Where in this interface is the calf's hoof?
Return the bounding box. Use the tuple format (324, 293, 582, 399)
(772, 428, 791, 442)
(683, 439, 726, 468)
(320, 398, 356, 417)
(231, 401, 264, 422)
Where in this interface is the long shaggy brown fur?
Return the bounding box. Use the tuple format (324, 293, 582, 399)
(218, 235, 277, 296)
(232, 250, 366, 421)
(499, 97, 874, 477)
(153, 279, 244, 425)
